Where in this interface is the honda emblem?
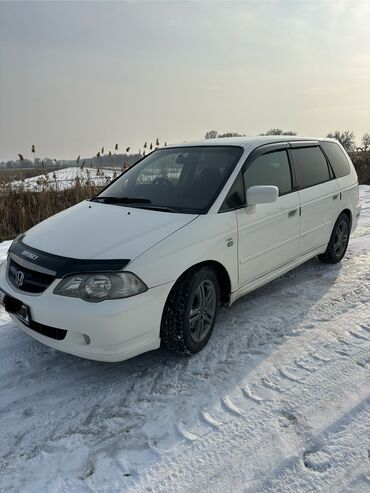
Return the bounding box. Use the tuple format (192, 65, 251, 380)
(16, 270, 25, 287)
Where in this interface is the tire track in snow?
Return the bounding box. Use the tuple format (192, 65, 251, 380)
(129, 333, 370, 493)
(156, 301, 370, 468)
(150, 304, 370, 479)
(241, 386, 265, 403)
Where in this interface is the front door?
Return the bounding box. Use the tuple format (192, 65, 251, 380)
(237, 147, 300, 287)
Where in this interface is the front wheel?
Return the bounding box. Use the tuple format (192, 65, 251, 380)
(318, 212, 350, 264)
(161, 266, 220, 355)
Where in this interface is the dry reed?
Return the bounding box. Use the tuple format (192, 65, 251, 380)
(0, 178, 102, 241)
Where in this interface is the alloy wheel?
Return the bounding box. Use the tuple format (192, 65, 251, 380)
(334, 219, 349, 257)
(189, 279, 217, 343)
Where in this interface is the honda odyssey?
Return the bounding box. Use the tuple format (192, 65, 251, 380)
(0, 137, 361, 361)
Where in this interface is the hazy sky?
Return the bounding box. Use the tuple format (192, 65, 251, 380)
(0, 0, 369, 162)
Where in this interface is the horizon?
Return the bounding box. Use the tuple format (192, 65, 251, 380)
(0, 0, 369, 162)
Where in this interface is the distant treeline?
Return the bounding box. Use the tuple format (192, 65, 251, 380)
(0, 139, 164, 169)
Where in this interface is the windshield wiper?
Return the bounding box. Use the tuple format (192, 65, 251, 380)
(134, 204, 178, 213)
(91, 197, 195, 213)
(91, 196, 151, 204)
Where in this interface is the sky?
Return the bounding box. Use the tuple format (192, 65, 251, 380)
(0, 0, 369, 162)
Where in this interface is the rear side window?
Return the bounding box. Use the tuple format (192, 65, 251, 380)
(320, 141, 350, 178)
(292, 147, 330, 188)
(244, 150, 292, 195)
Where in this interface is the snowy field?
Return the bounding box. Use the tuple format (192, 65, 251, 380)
(12, 167, 117, 191)
(0, 187, 369, 493)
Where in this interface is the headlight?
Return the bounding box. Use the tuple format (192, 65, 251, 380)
(54, 272, 148, 302)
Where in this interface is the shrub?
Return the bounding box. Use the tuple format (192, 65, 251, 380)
(349, 150, 370, 185)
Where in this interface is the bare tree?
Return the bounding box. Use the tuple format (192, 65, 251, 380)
(205, 130, 218, 139)
(361, 133, 370, 151)
(326, 131, 355, 152)
(261, 129, 297, 136)
(218, 132, 244, 138)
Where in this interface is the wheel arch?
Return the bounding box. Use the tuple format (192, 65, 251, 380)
(340, 208, 352, 229)
(160, 260, 231, 354)
(169, 260, 232, 306)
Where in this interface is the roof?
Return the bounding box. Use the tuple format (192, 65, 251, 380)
(166, 135, 337, 151)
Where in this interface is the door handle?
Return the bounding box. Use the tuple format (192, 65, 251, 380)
(333, 194, 339, 200)
(288, 209, 298, 217)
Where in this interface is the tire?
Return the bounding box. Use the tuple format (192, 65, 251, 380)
(161, 266, 220, 355)
(318, 212, 350, 264)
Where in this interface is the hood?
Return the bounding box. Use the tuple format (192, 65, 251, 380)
(23, 201, 198, 261)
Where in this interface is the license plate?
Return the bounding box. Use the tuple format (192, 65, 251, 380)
(0, 288, 31, 326)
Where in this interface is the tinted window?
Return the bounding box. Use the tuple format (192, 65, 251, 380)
(292, 147, 330, 188)
(97, 146, 243, 213)
(220, 172, 245, 211)
(321, 141, 350, 178)
(244, 150, 292, 195)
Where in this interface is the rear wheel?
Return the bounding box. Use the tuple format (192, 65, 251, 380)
(161, 266, 220, 355)
(318, 212, 350, 264)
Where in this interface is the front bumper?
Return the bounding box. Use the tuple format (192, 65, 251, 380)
(0, 262, 172, 362)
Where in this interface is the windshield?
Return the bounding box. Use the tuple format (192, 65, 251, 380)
(95, 146, 243, 213)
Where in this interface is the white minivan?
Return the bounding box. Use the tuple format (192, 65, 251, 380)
(0, 137, 361, 361)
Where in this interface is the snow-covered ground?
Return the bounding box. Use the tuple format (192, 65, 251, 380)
(12, 167, 117, 191)
(0, 187, 369, 493)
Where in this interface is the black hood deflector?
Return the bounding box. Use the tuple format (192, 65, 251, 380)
(9, 236, 131, 277)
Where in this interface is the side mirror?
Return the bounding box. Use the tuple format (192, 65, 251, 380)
(246, 185, 279, 206)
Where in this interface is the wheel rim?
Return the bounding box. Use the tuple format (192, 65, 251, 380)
(333, 219, 349, 257)
(189, 280, 217, 343)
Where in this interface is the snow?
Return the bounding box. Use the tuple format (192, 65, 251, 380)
(12, 167, 117, 191)
(0, 240, 12, 264)
(0, 187, 370, 493)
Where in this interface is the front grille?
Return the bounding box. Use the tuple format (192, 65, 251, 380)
(8, 258, 55, 294)
(29, 321, 67, 340)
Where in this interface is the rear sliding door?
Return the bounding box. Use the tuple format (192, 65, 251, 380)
(290, 144, 341, 256)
